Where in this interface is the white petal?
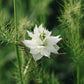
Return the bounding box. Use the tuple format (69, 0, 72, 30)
(30, 45, 44, 54)
(47, 35, 62, 45)
(30, 49, 39, 54)
(34, 24, 39, 34)
(32, 53, 43, 61)
(30, 46, 44, 54)
(23, 40, 35, 48)
(39, 24, 44, 33)
(54, 45, 60, 50)
(47, 31, 52, 36)
(39, 24, 43, 29)
(27, 31, 34, 38)
(48, 46, 58, 54)
(36, 46, 44, 49)
(23, 40, 31, 47)
(54, 35, 62, 43)
(41, 48, 50, 57)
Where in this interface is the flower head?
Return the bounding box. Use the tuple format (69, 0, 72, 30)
(23, 24, 62, 61)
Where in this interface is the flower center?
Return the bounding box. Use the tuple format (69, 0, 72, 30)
(42, 40, 47, 46)
(39, 31, 46, 41)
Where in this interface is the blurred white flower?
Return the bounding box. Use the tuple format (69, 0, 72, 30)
(23, 24, 62, 61)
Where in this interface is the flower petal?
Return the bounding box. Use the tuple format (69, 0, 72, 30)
(32, 53, 43, 61)
(48, 46, 58, 54)
(23, 40, 30, 47)
(27, 31, 34, 38)
(34, 24, 38, 34)
(54, 45, 60, 50)
(30, 49, 39, 54)
(23, 40, 35, 48)
(30, 46, 44, 54)
(39, 24, 43, 29)
(47, 35, 62, 45)
(41, 48, 50, 58)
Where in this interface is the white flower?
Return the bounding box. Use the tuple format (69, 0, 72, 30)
(23, 24, 62, 61)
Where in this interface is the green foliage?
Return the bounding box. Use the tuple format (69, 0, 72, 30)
(0, 0, 84, 84)
(29, 0, 52, 25)
(53, 0, 84, 84)
(0, 44, 16, 84)
(55, 0, 84, 65)
(0, 10, 16, 45)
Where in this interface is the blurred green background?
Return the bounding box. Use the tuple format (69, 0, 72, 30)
(0, 0, 83, 84)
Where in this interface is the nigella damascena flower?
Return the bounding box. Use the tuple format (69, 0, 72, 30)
(23, 24, 62, 61)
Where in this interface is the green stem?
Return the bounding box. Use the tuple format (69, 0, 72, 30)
(77, 65, 79, 84)
(41, 58, 44, 84)
(14, 0, 23, 84)
(21, 50, 24, 73)
(21, 34, 25, 73)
